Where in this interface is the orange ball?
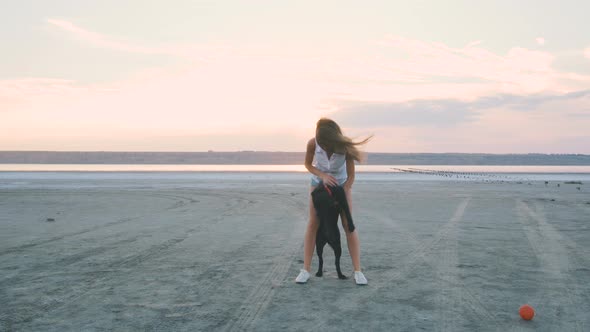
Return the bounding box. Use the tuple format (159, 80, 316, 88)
(519, 304, 535, 320)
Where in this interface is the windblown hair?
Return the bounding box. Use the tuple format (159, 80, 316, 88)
(315, 118, 372, 162)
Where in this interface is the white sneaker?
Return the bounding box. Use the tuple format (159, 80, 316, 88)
(295, 269, 311, 284)
(354, 271, 368, 285)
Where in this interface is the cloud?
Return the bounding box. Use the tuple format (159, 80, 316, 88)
(331, 90, 590, 128)
(45, 19, 590, 99)
(536, 37, 545, 45)
(46, 18, 207, 59)
(333, 90, 590, 153)
(475, 89, 590, 110)
(47, 19, 153, 53)
(465, 40, 482, 48)
(333, 99, 478, 127)
(585, 47, 590, 60)
(0, 55, 331, 137)
(0, 78, 88, 109)
(368, 36, 590, 96)
(43, 20, 590, 100)
(5, 24, 590, 152)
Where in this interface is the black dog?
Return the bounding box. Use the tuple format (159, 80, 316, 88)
(311, 183, 355, 280)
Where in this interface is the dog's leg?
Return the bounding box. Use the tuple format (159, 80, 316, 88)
(315, 240, 325, 277)
(334, 243, 347, 279)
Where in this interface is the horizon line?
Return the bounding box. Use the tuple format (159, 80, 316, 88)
(1, 150, 589, 156)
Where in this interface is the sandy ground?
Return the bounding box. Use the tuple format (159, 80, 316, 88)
(0, 174, 589, 331)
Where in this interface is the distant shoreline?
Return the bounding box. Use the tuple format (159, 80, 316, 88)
(1, 151, 590, 165)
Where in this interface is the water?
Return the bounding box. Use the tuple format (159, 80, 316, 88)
(0, 164, 588, 190)
(2, 164, 590, 173)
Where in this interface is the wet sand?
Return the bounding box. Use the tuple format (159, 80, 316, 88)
(1, 176, 589, 331)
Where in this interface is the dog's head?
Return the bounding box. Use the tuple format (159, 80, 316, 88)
(312, 183, 335, 203)
(312, 183, 341, 216)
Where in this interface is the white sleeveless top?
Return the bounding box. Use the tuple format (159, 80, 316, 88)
(312, 138, 347, 184)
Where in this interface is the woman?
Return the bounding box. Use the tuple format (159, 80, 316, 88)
(295, 118, 371, 285)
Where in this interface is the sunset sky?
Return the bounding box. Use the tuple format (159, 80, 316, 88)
(2, 0, 590, 153)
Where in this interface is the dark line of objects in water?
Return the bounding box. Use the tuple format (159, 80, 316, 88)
(391, 167, 585, 187)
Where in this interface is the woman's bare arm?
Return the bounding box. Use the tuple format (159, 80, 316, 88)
(344, 155, 355, 190)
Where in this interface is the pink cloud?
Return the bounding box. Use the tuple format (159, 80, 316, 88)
(44, 19, 590, 100)
(0, 77, 119, 112)
(536, 37, 545, 45)
(46, 18, 217, 60)
(364, 93, 590, 153)
(465, 40, 483, 47)
(3, 24, 590, 152)
(47, 19, 157, 54)
(6, 30, 590, 110)
(0, 55, 330, 140)
(4, 35, 590, 122)
(585, 47, 590, 60)
(369, 37, 567, 95)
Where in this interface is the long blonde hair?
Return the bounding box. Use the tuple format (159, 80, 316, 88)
(315, 118, 372, 162)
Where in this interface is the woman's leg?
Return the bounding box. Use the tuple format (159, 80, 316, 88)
(341, 188, 361, 271)
(303, 187, 320, 272)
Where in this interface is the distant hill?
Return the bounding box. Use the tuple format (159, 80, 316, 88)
(1, 151, 590, 165)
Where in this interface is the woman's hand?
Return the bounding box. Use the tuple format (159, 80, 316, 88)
(320, 173, 338, 187)
(342, 181, 352, 192)
(343, 181, 352, 192)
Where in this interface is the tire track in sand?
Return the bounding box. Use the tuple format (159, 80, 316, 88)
(222, 194, 307, 332)
(425, 198, 498, 330)
(144, 190, 287, 331)
(356, 197, 500, 327)
(0, 193, 201, 286)
(516, 200, 587, 331)
(432, 198, 468, 332)
(373, 198, 469, 329)
(0, 192, 194, 256)
(0, 190, 235, 257)
(2, 194, 250, 329)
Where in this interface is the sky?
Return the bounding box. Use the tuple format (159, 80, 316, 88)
(1, 0, 590, 153)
